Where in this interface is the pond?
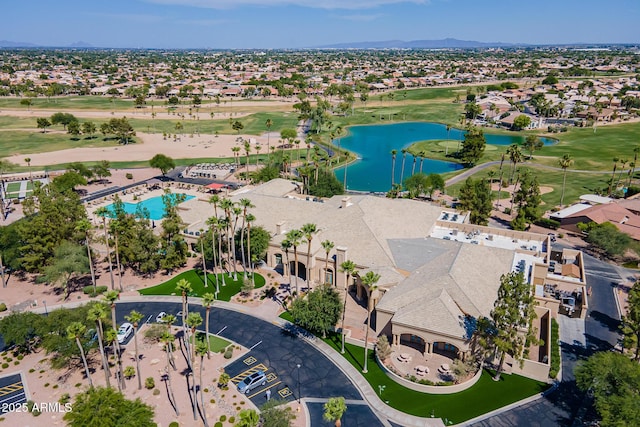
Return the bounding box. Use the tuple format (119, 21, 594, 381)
(333, 122, 554, 193)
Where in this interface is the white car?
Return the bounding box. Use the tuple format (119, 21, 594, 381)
(117, 323, 133, 344)
(156, 312, 167, 323)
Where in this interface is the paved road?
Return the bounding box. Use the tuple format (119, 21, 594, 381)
(470, 248, 622, 427)
(115, 302, 369, 423)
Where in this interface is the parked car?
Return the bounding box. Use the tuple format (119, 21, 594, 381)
(237, 370, 267, 394)
(156, 312, 167, 323)
(117, 323, 134, 343)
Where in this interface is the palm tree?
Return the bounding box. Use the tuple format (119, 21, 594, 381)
(219, 198, 235, 278)
(239, 198, 254, 278)
(75, 219, 97, 294)
(95, 207, 115, 290)
(411, 154, 417, 176)
(236, 409, 259, 427)
(399, 149, 407, 185)
(301, 223, 317, 289)
(616, 158, 628, 191)
(609, 157, 619, 195)
(339, 260, 356, 354)
(67, 321, 93, 387)
(231, 146, 241, 171)
(186, 312, 203, 364)
(163, 314, 177, 370)
(265, 119, 273, 164)
(281, 239, 292, 280)
(161, 331, 179, 415)
(243, 139, 251, 179)
(202, 293, 215, 359)
(24, 157, 32, 183)
(558, 154, 573, 207)
(323, 397, 347, 427)
(103, 289, 124, 389)
(206, 217, 220, 295)
(110, 219, 124, 291)
(390, 149, 397, 187)
(255, 144, 261, 166)
(87, 303, 111, 388)
(246, 213, 257, 286)
(321, 240, 335, 285)
(418, 152, 425, 174)
(176, 279, 193, 329)
(195, 341, 209, 427)
(632, 146, 640, 187)
(125, 310, 144, 390)
(105, 328, 124, 391)
(285, 229, 304, 296)
(360, 271, 380, 373)
(506, 144, 523, 185)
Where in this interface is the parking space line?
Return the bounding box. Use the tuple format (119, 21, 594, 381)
(0, 383, 23, 397)
(230, 363, 268, 384)
(247, 381, 282, 399)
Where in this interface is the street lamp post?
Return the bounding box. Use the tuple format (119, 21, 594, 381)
(296, 363, 301, 404)
(43, 300, 48, 316)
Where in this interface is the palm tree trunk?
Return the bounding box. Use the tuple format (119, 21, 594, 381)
(205, 308, 211, 359)
(306, 242, 312, 289)
(341, 274, 350, 354)
(240, 225, 247, 279)
(211, 229, 219, 295)
(114, 231, 123, 291)
(200, 238, 208, 288)
(113, 340, 122, 391)
(400, 155, 406, 185)
(134, 326, 142, 390)
(363, 308, 371, 373)
(85, 235, 97, 293)
(166, 348, 179, 415)
(103, 219, 115, 290)
(493, 351, 506, 381)
(294, 248, 300, 295)
(199, 356, 208, 426)
(96, 320, 111, 388)
(76, 337, 93, 387)
(561, 169, 568, 207)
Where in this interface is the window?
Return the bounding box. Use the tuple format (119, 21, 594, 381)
(324, 269, 334, 285)
(275, 254, 282, 265)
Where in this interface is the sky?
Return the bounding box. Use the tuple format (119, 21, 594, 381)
(2, 0, 639, 49)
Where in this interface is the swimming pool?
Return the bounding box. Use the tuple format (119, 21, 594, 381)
(103, 193, 195, 220)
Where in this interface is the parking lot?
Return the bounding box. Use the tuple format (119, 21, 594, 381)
(0, 373, 27, 414)
(226, 355, 294, 404)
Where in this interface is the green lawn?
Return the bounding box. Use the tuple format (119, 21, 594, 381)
(0, 130, 123, 158)
(0, 96, 137, 111)
(322, 334, 549, 424)
(138, 269, 265, 302)
(193, 332, 231, 353)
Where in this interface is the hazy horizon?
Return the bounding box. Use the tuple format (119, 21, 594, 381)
(2, 0, 639, 49)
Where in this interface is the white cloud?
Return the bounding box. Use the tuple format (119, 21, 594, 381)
(145, 0, 428, 10)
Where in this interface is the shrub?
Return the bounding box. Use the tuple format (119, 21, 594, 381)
(220, 415, 227, 422)
(503, 207, 512, 215)
(214, 423, 223, 427)
(168, 423, 179, 427)
(124, 366, 136, 379)
(75, 383, 82, 387)
(153, 389, 161, 396)
(535, 218, 561, 230)
(229, 417, 235, 423)
(126, 173, 133, 180)
(1, 363, 8, 369)
(376, 335, 392, 361)
(82, 285, 108, 297)
(0, 303, 7, 312)
(145, 377, 155, 389)
(144, 324, 166, 343)
(223, 346, 234, 359)
(44, 383, 50, 387)
(29, 368, 35, 373)
(549, 318, 561, 379)
(59, 393, 71, 405)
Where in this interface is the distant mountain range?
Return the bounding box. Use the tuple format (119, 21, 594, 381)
(315, 38, 521, 49)
(0, 40, 93, 48)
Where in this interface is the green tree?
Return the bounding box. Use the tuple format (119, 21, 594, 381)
(125, 310, 144, 390)
(95, 207, 116, 290)
(458, 177, 493, 225)
(621, 280, 640, 360)
(105, 117, 136, 144)
(87, 303, 111, 388)
(236, 409, 259, 427)
(523, 135, 543, 159)
(459, 126, 486, 166)
(506, 144, 523, 184)
(42, 241, 89, 299)
(490, 272, 538, 381)
(50, 112, 77, 130)
(64, 387, 155, 427)
(323, 397, 347, 427)
(0, 311, 44, 353)
(232, 120, 244, 134)
(512, 169, 542, 224)
(176, 278, 193, 329)
(68, 120, 81, 138)
(289, 284, 342, 338)
(307, 169, 344, 198)
(542, 75, 559, 85)
(149, 153, 175, 176)
(36, 117, 51, 133)
(464, 102, 481, 120)
(512, 115, 531, 131)
(159, 191, 188, 272)
(575, 352, 640, 427)
(360, 271, 380, 373)
(52, 170, 87, 192)
(585, 222, 631, 257)
(280, 128, 297, 145)
(82, 121, 96, 138)
(260, 399, 296, 427)
(75, 219, 97, 293)
(558, 154, 573, 207)
(66, 321, 93, 387)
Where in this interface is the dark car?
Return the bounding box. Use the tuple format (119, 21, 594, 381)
(237, 370, 267, 394)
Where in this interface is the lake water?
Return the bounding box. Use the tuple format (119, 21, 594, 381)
(333, 122, 554, 192)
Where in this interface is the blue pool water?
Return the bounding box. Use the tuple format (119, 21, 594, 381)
(104, 193, 195, 220)
(333, 122, 555, 192)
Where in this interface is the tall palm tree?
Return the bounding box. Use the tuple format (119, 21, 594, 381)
(219, 198, 235, 278)
(558, 154, 573, 208)
(265, 119, 273, 164)
(186, 312, 203, 364)
(24, 157, 32, 183)
(199, 231, 208, 288)
(95, 207, 115, 290)
(202, 293, 215, 359)
(339, 260, 356, 354)
(176, 279, 193, 329)
(506, 144, 523, 185)
(87, 303, 111, 388)
(301, 223, 317, 290)
(161, 331, 179, 415)
(390, 149, 397, 187)
(281, 239, 292, 280)
(321, 240, 335, 285)
(231, 206, 243, 279)
(125, 310, 144, 390)
(285, 229, 304, 296)
(195, 341, 209, 427)
(103, 289, 124, 389)
(206, 217, 220, 295)
(399, 149, 407, 185)
(163, 314, 177, 370)
(246, 213, 256, 286)
(418, 152, 425, 174)
(411, 154, 417, 176)
(105, 328, 124, 391)
(239, 198, 254, 278)
(243, 140, 251, 179)
(75, 219, 97, 294)
(323, 397, 347, 427)
(110, 219, 123, 291)
(231, 146, 241, 171)
(609, 157, 619, 195)
(616, 158, 628, 191)
(360, 271, 380, 373)
(67, 322, 93, 387)
(632, 146, 640, 187)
